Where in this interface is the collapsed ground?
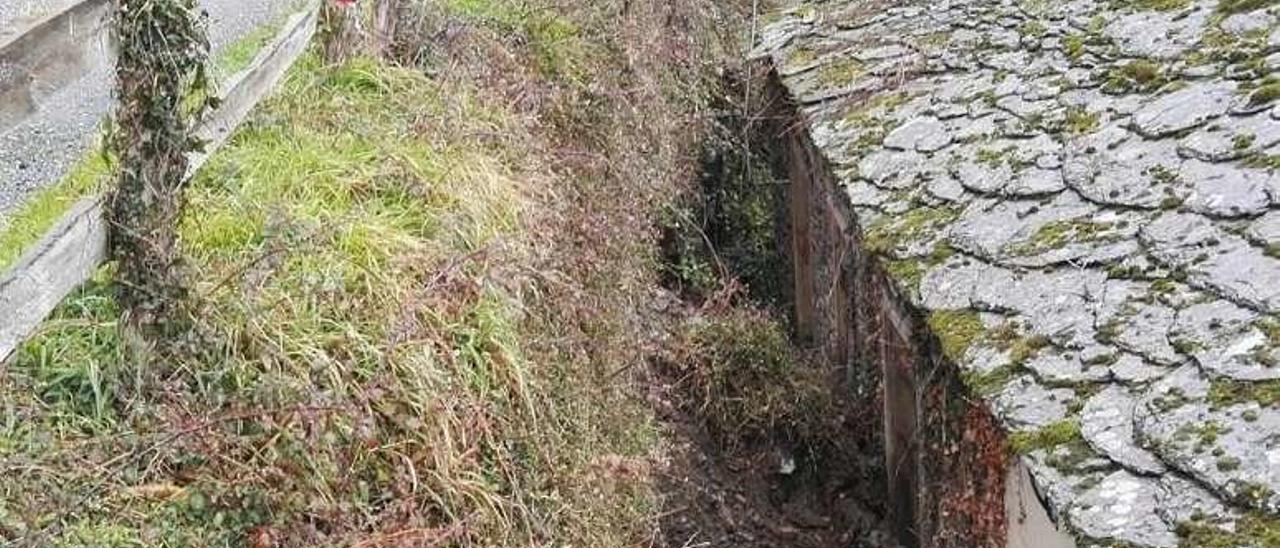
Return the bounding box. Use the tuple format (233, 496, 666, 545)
(0, 1, 891, 546)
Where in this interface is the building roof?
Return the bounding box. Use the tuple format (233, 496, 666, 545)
(756, 0, 1280, 545)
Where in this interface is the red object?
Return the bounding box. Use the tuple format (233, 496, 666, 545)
(333, 0, 356, 5)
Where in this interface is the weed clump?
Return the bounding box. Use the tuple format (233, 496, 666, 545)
(1063, 34, 1087, 60)
(1178, 513, 1280, 547)
(669, 308, 835, 448)
(1063, 107, 1100, 135)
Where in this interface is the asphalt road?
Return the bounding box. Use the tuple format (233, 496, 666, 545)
(0, 0, 295, 220)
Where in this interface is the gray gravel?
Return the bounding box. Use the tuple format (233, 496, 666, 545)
(0, 0, 74, 34)
(0, 0, 295, 221)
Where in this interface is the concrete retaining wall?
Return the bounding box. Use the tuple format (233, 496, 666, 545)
(0, 3, 319, 363)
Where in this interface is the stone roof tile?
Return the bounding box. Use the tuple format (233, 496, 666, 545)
(759, 0, 1280, 543)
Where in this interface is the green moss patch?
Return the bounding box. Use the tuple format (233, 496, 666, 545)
(1178, 512, 1280, 547)
(817, 58, 865, 87)
(1122, 0, 1193, 10)
(1103, 59, 1168, 94)
(1007, 420, 1083, 455)
(1217, 0, 1280, 15)
(863, 205, 959, 255)
(928, 309, 986, 362)
(1009, 218, 1118, 256)
(963, 365, 1021, 397)
(1207, 378, 1280, 409)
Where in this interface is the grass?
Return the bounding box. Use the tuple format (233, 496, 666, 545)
(213, 16, 288, 80)
(1, 0, 767, 543)
(0, 152, 108, 271)
(0, 53, 636, 545)
(1248, 80, 1280, 106)
(10, 268, 122, 426)
(1103, 59, 1167, 94)
(437, 0, 590, 82)
(1063, 34, 1086, 61)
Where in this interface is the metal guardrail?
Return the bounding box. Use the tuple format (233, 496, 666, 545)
(0, 3, 320, 362)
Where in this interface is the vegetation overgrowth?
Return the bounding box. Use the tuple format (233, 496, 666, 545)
(1, 0, 884, 545)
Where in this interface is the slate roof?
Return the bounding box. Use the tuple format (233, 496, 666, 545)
(755, 0, 1280, 545)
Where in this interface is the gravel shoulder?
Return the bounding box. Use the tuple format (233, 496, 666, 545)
(0, 0, 295, 221)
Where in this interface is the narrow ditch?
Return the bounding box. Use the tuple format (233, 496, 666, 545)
(650, 65, 893, 548)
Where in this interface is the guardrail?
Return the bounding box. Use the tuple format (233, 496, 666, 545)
(0, 3, 320, 362)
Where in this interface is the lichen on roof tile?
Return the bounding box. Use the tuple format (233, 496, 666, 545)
(759, 0, 1280, 543)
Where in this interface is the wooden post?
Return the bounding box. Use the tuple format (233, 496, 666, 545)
(372, 0, 399, 58)
(109, 0, 212, 356)
(319, 0, 363, 63)
(787, 132, 815, 343)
